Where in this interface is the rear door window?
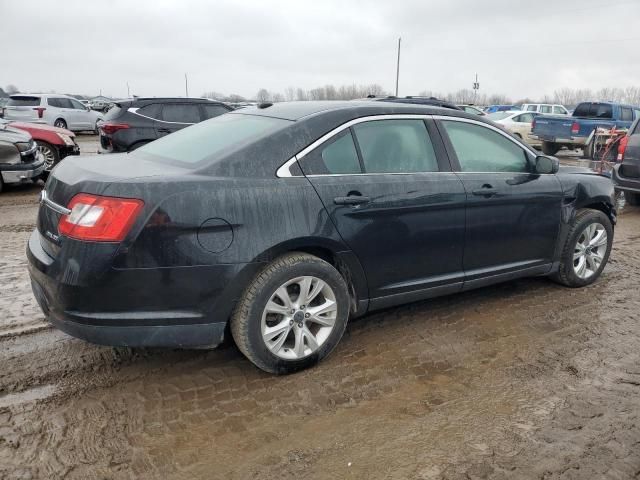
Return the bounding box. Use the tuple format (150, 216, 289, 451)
(553, 106, 566, 114)
(526, 105, 537, 111)
(540, 105, 552, 114)
(352, 119, 439, 173)
(201, 104, 230, 119)
(442, 120, 529, 173)
(300, 130, 362, 175)
(161, 104, 201, 124)
(7, 96, 41, 107)
(136, 104, 162, 119)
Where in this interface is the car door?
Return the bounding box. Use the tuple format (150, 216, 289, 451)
(47, 98, 75, 128)
(68, 98, 93, 129)
(298, 116, 467, 307)
(156, 103, 200, 137)
(512, 112, 538, 144)
(436, 117, 563, 289)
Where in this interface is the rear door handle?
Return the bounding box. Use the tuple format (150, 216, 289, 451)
(333, 196, 370, 206)
(472, 185, 498, 196)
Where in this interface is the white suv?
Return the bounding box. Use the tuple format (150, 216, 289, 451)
(3, 94, 103, 132)
(520, 103, 570, 116)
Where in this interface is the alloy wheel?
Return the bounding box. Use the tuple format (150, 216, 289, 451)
(573, 222, 607, 279)
(261, 276, 337, 360)
(38, 144, 56, 170)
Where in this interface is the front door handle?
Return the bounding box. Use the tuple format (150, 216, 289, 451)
(334, 195, 370, 206)
(472, 185, 498, 196)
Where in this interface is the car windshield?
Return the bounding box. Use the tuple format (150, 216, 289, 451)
(487, 111, 513, 121)
(135, 113, 291, 167)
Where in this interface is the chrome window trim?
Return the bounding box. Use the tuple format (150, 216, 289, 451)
(40, 190, 71, 215)
(275, 114, 540, 178)
(276, 114, 434, 178)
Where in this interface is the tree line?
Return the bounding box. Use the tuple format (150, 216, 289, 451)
(202, 84, 640, 107)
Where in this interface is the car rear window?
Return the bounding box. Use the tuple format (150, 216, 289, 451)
(573, 103, 613, 119)
(103, 104, 123, 120)
(7, 96, 40, 107)
(135, 113, 290, 167)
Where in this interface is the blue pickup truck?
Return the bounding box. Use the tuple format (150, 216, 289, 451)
(532, 101, 640, 157)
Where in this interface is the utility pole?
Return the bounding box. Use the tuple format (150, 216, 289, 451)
(472, 73, 480, 103)
(185, 73, 189, 97)
(395, 37, 401, 97)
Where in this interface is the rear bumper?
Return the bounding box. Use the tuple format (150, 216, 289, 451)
(535, 135, 588, 146)
(612, 164, 640, 193)
(26, 229, 262, 348)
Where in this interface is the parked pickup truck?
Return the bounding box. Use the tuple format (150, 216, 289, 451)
(532, 101, 640, 157)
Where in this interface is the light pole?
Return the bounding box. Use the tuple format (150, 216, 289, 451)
(126, 82, 130, 98)
(395, 37, 401, 97)
(473, 73, 480, 103)
(185, 73, 189, 97)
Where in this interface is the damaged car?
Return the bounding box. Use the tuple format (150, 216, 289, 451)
(28, 101, 616, 373)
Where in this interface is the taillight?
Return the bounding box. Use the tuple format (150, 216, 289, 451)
(618, 135, 629, 162)
(99, 122, 130, 135)
(58, 193, 144, 242)
(571, 122, 579, 135)
(33, 107, 46, 119)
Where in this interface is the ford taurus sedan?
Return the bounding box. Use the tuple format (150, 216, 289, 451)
(27, 101, 616, 374)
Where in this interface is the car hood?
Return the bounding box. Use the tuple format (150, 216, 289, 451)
(8, 121, 75, 137)
(0, 123, 32, 143)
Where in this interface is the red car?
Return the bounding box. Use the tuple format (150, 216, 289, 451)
(0, 118, 79, 175)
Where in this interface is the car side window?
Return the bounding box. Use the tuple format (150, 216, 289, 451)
(517, 113, 534, 123)
(553, 106, 565, 114)
(527, 105, 537, 111)
(70, 99, 86, 110)
(620, 107, 633, 122)
(540, 105, 552, 114)
(299, 129, 361, 175)
(352, 119, 439, 173)
(161, 104, 200, 123)
(137, 104, 162, 119)
(201, 104, 230, 120)
(442, 121, 529, 173)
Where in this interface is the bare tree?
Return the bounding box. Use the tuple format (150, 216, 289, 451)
(272, 92, 285, 102)
(256, 88, 271, 103)
(295, 88, 308, 101)
(201, 91, 225, 101)
(5, 84, 19, 94)
(284, 86, 296, 102)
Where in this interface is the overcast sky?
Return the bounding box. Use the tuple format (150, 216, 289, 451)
(2, 0, 639, 100)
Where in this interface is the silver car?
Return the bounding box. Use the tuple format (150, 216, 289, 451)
(3, 94, 103, 132)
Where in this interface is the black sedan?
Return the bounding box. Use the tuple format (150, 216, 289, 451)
(28, 101, 616, 374)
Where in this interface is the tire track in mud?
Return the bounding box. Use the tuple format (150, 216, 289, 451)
(1, 189, 639, 479)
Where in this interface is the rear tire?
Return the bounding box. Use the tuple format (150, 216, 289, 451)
(231, 252, 350, 374)
(551, 209, 613, 288)
(626, 192, 640, 206)
(53, 118, 67, 130)
(542, 141, 560, 156)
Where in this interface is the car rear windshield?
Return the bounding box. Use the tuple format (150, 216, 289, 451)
(103, 104, 123, 120)
(7, 96, 40, 107)
(135, 113, 290, 167)
(573, 103, 613, 119)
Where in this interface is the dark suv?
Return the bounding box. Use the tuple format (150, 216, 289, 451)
(99, 97, 232, 152)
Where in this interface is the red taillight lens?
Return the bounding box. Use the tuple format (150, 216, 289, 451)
(99, 122, 130, 135)
(33, 107, 46, 119)
(58, 193, 144, 242)
(618, 135, 629, 162)
(571, 122, 579, 134)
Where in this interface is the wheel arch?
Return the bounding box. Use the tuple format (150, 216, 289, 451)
(251, 237, 369, 317)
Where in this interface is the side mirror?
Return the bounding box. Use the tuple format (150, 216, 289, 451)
(535, 155, 559, 174)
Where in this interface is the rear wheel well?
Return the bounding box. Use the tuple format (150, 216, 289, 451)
(288, 246, 359, 315)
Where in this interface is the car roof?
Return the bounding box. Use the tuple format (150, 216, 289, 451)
(10, 93, 73, 99)
(231, 100, 480, 122)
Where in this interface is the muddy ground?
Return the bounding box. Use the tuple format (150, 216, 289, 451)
(1, 137, 639, 479)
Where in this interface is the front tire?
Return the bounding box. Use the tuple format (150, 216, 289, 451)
(231, 252, 350, 374)
(36, 141, 60, 172)
(552, 209, 613, 287)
